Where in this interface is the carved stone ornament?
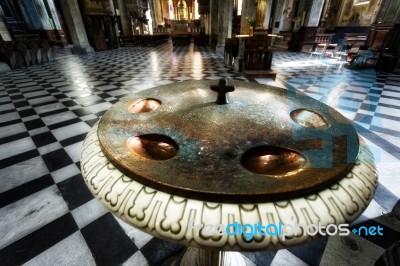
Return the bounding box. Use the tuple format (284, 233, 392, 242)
(81, 80, 377, 250)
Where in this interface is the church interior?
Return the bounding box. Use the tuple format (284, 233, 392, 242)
(1, 0, 400, 265)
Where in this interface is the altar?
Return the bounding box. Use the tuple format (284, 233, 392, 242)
(241, 34, 277, 79)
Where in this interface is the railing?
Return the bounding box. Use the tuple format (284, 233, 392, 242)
(118, 35, 170, 47)
(315, 33, 335, 44)
(0, 39, 56, 69)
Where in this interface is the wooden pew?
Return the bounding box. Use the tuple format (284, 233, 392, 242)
(242, 35, 276, 79)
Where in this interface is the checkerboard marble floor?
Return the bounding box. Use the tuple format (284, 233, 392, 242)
(1, 42, 399, 266)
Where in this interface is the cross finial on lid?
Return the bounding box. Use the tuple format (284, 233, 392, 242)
(210, 78, 235, 104)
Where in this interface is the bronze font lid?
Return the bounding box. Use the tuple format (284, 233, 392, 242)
(97, 80, 359, 203)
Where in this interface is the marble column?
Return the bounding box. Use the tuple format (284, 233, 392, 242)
(0, 6, 12, 42)
(262, 0, 273, 29)
(234, 0, 256, 71)
(305, 0, 325, 27)
(0, 8, 11, 72)
(210, 0, 219, 36)
(319, 0, 331, 27)
(271, 0, 285, 33)
(216, 0, 233, 53)
(152, 0, 163, 27)
(117, 0, 133, 35)
(58, 0, 94, 54)
(109, 0, 120, 48)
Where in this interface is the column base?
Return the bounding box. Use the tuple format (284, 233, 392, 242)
(71, 45, 94, 54)
(234, 57, 243, 72)
(0, 62, 11, 73)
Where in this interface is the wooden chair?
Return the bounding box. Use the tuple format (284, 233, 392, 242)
(349, 45, 370, 67)
(363, 51, 380, 68)
(333, 44, 351, 67)
(310, 43, 327, 59)
(324, 43, 337, 58)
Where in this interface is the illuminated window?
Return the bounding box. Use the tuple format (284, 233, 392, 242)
(237, 0, 242, 16)
(168, 0, 174, 19)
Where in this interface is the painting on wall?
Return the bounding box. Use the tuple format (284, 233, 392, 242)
(255, 0, 266, 28)
(84, 0, 102, 10)
(339, 0, 380, 26)
(82, 0, 112, 15)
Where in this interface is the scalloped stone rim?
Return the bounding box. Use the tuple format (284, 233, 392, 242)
(81, 122, 378, 251)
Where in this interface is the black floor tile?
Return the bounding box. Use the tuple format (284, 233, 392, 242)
(0, 132, 30, 145)
(0, 118, 22, 127)
(59, 133, 87, 147)
(18, 108, 37, 118)
(48, 118, 82, 130)
(72, 108, 92, 117)
(140, 237, 184, 265)
(81, 213, 138, 266)
(0, 109, 16, 116)
(10, 94, 24, 100)
(287, 238, 328, 265)
(31, 131, 58, 147)
(39, 107, 70, 117)
(47, 88, 59, 93)
(369, 89, 382, 94)
(62, 100, 78, 107)
(354, 113, 373, 124)
(6, 89, 19, 94)
(13, 100, 30, 108)
(0, 174, 54, 208)
(0, 213, 78, 265)
(97, 92, 111, 99)
(360, 103, 378, 112)
(54, 94, 68, 100)
(0, 150, 40, 170)
(42, 148, 74, 172)
(24, 118, 46, 130)
(57, 174, 93, 210)
(85, 118, 100, 127)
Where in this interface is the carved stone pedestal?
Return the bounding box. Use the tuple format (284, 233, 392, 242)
(80, 80, 377, 263)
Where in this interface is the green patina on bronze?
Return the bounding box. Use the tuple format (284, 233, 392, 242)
(97, 79, 359, 203)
